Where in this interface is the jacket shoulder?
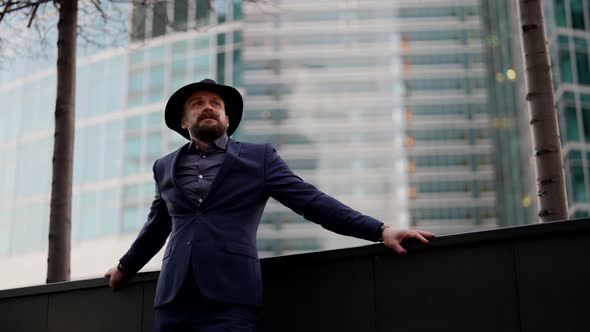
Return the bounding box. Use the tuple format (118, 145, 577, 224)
(153, 143, 189, 172)
(233, 140, 270, 151)
(231, 140, 273, 159)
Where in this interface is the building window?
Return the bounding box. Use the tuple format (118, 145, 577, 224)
(174, 0, 188, 30)
(128, 69, 145, 107)
(146, 132, 163, 160)
(80, 191, 99, 240)
(131, 5, 146, 41)
(81, 125, 101, 184)
(217, 52, 225, 84)
(216, 0, 227, 23)
(583, 106, 590, 142)
(194, 54, 211, 75)
(217, 33, 226, 46)
(100, 187, 120, 236)
(571, 165, 587, 202)
(148, 64, 165, 103)
(233, 49, 242, 87)
(152, 1, 168, 38)
(555, 0, 567, 27)
(196, 0, 211, 26)
(124, 135, 142, 175)
(565, 105, 581, 141)
(559, 48, 574, 83)
(122, 206, 141, 233)
(233, 0, 242, 20)
(233, 31, 242, 44)
(574, 38, 590, 85)
(570, 0, 586, 30)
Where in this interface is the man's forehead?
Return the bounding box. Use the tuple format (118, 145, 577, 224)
(187, 90, 223, 100)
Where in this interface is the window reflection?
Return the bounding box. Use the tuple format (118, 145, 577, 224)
(80, 191, 99, 240)
(101, 188, 120, 236)
(574, 38, 590, 85)
(104, 121, 123, 180)
(570, 0, 585, 30)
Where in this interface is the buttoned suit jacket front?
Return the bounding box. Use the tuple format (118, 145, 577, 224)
(119, 139, 383, 308)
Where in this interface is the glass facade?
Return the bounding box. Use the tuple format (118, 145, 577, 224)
(546, 0, 590, 217)
(240, 0, 408, 251)
(399, 2, 498, 233)
(240, 0, 497, 238)
(0, 1, 241, 261)
(481, 0, 537, 226)
(0, 0, 545, 288)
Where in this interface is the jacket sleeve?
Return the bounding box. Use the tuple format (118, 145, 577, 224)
(119, 161, 172, 274)
(264, 144, 383, 242)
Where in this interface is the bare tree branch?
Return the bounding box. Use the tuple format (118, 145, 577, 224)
(89, 0, 106, 23)
(26, 2, 39, 27)
(0, 0, 51, 15)
(0, 1, 13, 24)
(0, 0, 273, 64)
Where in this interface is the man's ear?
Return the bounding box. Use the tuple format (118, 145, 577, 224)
(180, 116, 187, 129)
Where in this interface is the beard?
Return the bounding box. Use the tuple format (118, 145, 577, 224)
(189, 113, 228, 142)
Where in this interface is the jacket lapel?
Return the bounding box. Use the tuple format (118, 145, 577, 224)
(169, 142, 198, 209)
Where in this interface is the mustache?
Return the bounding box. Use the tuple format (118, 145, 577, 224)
(197, 111, 219, 122)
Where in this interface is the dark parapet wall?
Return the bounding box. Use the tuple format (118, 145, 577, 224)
(2, 219, 590, 332)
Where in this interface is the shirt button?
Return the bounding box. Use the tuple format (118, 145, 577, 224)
(187, 240, 192, 246)
(198, 198, 203, 203)
(198, 175, 203, 179)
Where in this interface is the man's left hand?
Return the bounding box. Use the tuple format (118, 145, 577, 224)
(382, 228, 436, 254)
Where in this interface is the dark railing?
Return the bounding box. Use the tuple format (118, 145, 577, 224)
(1, 219, 590, 332)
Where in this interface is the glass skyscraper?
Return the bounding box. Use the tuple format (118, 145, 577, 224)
(395, 1, 497, 233)
(239, 0, 502, 240)
(479, 0, 590, 223)
(0, 0, 533, 289)
(239, 1, 409, 252)
(481, 0, 537, 226)
(0, 1, 242, 288)
(545, 0, 590, 218)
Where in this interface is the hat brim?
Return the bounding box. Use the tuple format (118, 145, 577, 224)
(165, 82, 243, 140)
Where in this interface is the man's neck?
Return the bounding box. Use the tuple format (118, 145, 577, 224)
(190, 133, 228, 152)
(192, 139, 210, 151)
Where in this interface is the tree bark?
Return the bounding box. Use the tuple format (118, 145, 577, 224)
(516, 0, 568, 222)
(47, 0, 77, 283)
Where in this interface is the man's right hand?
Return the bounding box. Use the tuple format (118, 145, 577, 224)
(104, 265, 126, 291)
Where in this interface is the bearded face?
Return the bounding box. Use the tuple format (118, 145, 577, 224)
(181, 91, 229, 143)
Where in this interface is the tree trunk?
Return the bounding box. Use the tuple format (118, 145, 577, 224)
(47, 0, 78, 283)
(516, 0, 568, 222)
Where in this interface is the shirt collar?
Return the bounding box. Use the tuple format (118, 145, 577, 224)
(187, 133, 229, 152)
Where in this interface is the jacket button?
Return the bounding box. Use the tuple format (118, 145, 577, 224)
(187, 240, 192, 246)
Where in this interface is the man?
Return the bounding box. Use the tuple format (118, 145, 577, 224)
(105, 79, 435, 331)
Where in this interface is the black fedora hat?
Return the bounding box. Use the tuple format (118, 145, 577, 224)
(165, 78, 243, 140)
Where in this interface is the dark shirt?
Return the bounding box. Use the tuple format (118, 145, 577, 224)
(175, 134, 228, 208)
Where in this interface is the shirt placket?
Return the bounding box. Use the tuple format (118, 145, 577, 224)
(196, 150, 204, 208)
